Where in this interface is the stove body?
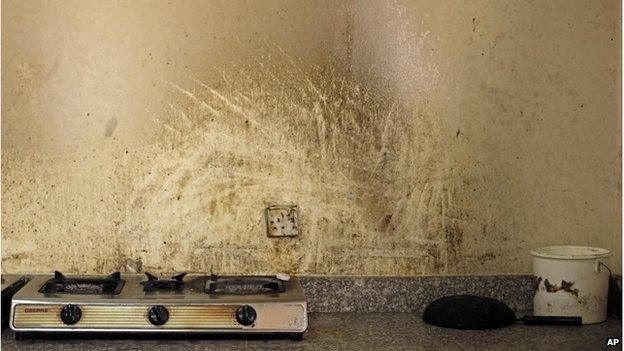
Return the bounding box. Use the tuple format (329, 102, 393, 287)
(10, 273, 307, 339)
(2, 275, 30, 329)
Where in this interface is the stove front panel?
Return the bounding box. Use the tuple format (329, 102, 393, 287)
(11, 302, 307, 332)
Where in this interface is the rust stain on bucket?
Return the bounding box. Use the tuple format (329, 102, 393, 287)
(543, 279, 580, 297)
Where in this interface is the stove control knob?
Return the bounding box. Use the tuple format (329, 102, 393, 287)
(60, 304, 82, 325)
(235, 305, 256, 326)
(148, 305, 169, 326)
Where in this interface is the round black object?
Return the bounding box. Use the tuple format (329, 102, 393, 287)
(423, 295, 516, 329)
(148, 305, 169, 326)
(235, 305, 256, 326)
(60, 304, 82, 325)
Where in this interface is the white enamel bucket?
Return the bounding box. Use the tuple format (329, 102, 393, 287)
(531, 246, 610, 324)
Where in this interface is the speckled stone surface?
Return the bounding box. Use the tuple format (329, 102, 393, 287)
(2, 313, 621, 351)
(300, 275, 534, 313)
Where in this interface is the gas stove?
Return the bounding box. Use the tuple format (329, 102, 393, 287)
(9, 272, 307, 340)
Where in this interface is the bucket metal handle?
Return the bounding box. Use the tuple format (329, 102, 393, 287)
(596, 261, 612, 275)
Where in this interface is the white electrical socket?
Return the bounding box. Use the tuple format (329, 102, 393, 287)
(266, 205, 299, 237)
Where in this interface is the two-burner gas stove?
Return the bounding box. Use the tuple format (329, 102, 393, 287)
(9, 272, 307, 340)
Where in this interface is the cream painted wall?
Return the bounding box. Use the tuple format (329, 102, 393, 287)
(2, 0, 620, 275)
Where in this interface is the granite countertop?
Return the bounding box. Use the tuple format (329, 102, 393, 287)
(1, 313, 621, 351)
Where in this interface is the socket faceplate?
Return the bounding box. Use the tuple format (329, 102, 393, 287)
(266, 205, 299, 237)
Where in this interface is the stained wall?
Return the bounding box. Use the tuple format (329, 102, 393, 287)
(2, 0, 621, 275)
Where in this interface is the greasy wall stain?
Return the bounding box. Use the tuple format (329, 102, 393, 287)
(104, 118, 118, 138)
(2, 0, 620, 276)
(1, 48, 464, 275)
(133, 50, 460, 275)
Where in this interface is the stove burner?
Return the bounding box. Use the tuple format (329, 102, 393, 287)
(141, 272, 187, 292)
(205, 275, 285, 295)
(63, 283, 105, 294)
(39, 271, 124, 295)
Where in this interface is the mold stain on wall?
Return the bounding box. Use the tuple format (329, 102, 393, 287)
(2, 48, 470, 275)
(164, 55, 459, 274)
(2, 0, 620, 275)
